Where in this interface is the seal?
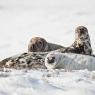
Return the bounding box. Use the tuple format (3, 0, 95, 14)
(58, 26, 92, 55)
(28, 37, 64, 52)
(28, 37, 48, 52)
(45, 52, 95, 70)
(72, 26, 92, 54)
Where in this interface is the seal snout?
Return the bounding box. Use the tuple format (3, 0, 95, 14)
(47, 56, 55, 64)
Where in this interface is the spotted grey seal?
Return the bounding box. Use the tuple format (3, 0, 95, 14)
(58, 26, 92, 55)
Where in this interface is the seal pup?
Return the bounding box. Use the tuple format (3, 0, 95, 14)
(58, 26, 92, 55)
(28, 37, 64, 52)
(45, 52, 95, 71)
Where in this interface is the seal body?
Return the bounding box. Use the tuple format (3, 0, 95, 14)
(72, 26, 92, 55)
(45, 52, 95, 71)
(58, 26, 92, 55)
(28, 37, 64, 52)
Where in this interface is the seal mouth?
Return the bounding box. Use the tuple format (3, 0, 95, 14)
(47, 56, 55, 64)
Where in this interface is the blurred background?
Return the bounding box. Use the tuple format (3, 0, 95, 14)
(0, 0, 95, 60)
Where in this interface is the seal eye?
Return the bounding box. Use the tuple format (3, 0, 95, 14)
(47, 56, 55, 64)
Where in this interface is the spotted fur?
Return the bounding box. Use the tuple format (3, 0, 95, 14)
(64, 26, 92, 55)
(72, 26, 92, 55)
(60, 26, 92, 55)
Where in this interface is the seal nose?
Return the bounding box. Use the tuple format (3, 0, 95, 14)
(47, 56, 55, 64)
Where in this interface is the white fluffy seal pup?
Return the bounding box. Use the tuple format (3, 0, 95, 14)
(45, 52, 95, 71)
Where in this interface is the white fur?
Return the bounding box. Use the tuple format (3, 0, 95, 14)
(45, 52, 95, 71)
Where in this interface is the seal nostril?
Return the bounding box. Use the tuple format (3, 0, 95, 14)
(47, 57, 55, 64)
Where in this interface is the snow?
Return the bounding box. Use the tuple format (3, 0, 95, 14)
(0, 0, 95, 95)
(0, 69, 95, 95)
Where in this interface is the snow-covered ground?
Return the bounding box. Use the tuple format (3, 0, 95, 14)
(0, 69, 95, 95)
(0, 0, 95, 95)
